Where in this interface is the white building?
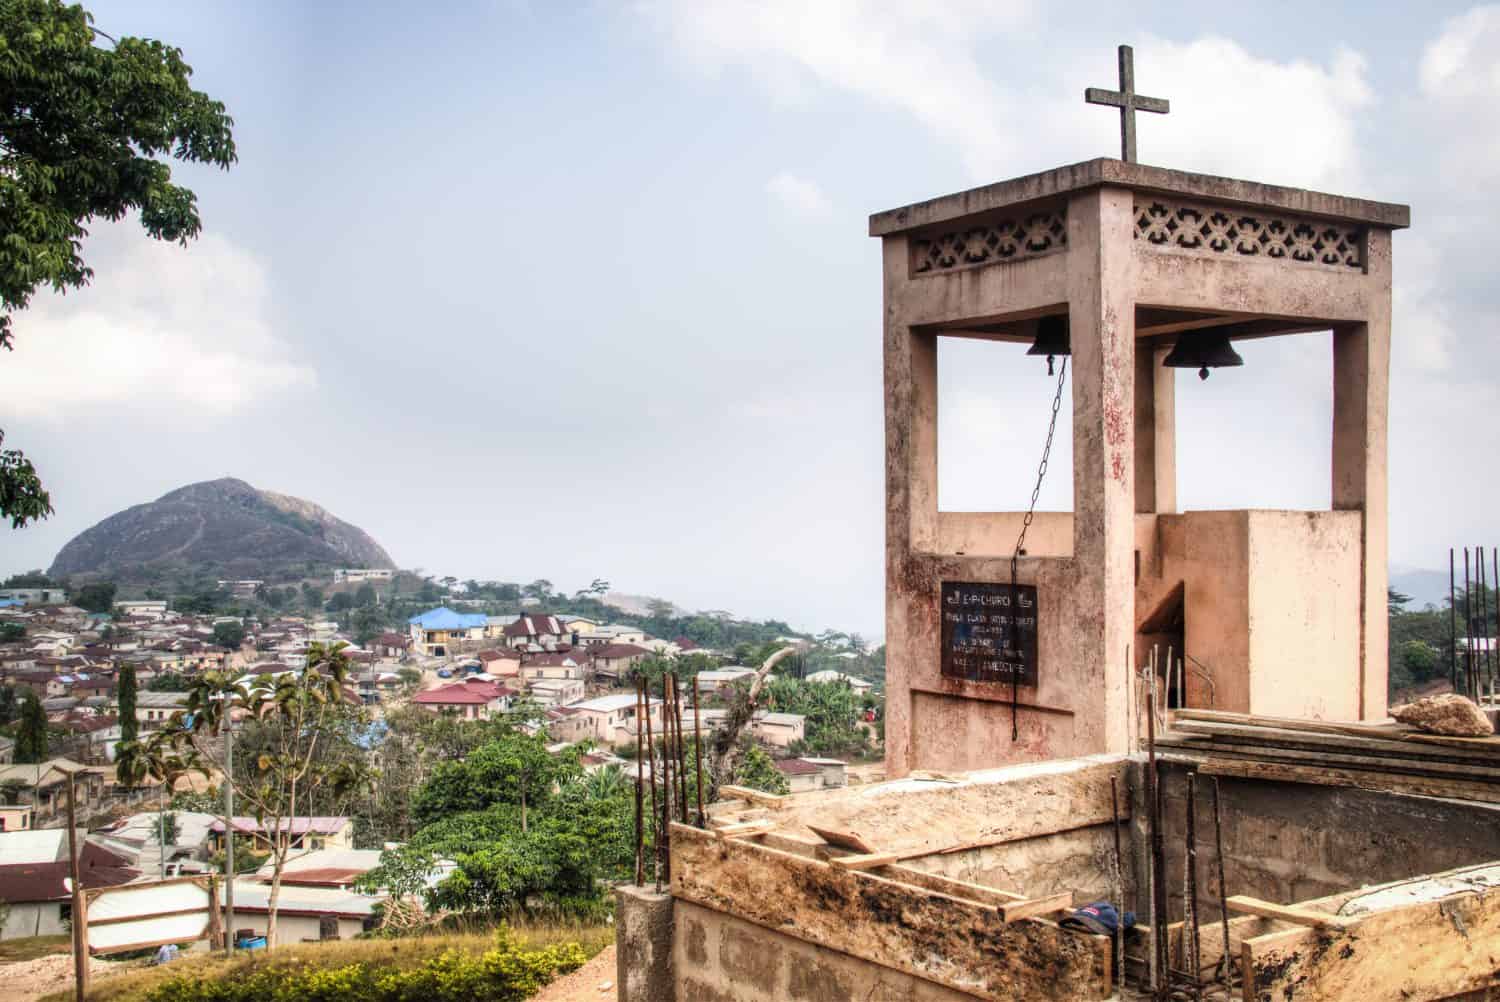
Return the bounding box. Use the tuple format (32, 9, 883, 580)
(333, 569, 394, 583)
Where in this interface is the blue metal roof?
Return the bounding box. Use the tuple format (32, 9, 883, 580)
(407, 607, 488, 630)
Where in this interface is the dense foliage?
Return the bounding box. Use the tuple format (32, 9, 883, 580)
(363, 725, 642, 920)
(0, 0, 236, 527)
(15, 689, 48, 762)
(142, 929, 584, 1002)
(761, 675, 873, 758)
(118, 664, 138, 743)
(1388, 586, 1485, 696)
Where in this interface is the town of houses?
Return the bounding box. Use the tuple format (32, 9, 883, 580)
(0, 586, 874, 942)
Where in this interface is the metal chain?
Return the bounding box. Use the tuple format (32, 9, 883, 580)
(1008, 357, 1069, 739)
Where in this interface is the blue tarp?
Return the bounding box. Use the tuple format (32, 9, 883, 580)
(407, 607, 487, 630)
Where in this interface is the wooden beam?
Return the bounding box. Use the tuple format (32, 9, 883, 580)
(878, 863, 1027, 904)
(1001, 892, 1074, 922)
(718, 785, 791, 810)
(713, 819, 777, 840)
(670, 822, 1110, 1001)
(1242, 884, 1500, 1001)
(1225, 896, 1352, 930)
(829, 852, 900, 871)
(795, 758, 1130, 859)
(1188, 756, 1500, 805)
(806, 824, 878, 854)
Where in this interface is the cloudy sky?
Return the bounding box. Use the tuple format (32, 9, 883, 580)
(4, 1, 1498, 636)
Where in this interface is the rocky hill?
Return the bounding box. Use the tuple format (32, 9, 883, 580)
(48, 478, 395, 583)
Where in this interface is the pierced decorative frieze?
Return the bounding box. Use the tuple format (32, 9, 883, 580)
(1134, 198, 1364, 270)
(912, 210, 1067, 275)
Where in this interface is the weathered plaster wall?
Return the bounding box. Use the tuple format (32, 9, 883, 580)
(1151, 763, 1500, 921)
(904, 824, 1123, 906)
(674, 899, 976, 1002)
(1134, 510, 1361, 719)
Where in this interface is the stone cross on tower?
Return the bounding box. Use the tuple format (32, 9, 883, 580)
(1085, 44, 1169, 163)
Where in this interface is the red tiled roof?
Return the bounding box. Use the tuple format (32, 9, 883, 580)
(592, 643, 652, 659)
(774, 758, 822, 776)
(412, 679, 517, 705)
(503, 614, 565, 638)
(478, 648, 520, 661)
(0, 844, 139, 903)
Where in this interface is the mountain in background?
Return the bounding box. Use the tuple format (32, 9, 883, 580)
(1390, 567, 1453, 610)
(48, 478, 395, 584)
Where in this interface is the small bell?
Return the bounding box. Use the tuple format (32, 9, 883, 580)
(1162, 332, 1244, 381)
(1025, 315, 1070, 376)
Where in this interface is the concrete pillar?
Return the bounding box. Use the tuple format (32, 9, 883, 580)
(616, 885, 675, 1002)
(1067, 187, 1138, 753)
(1332, 231, 1392, 719)
(883, 232, 936, 777)
(1134, 343, 1176, 515)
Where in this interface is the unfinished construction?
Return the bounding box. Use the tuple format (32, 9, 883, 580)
(616, 49, 1498, 1002)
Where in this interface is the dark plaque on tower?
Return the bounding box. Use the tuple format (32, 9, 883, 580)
(940, 581, 1039, 687)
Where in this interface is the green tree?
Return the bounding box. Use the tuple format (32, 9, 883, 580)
(0, 684, 16, 725)
(326, 591, 354, 613)
(354, 582, 377, 608)
(118, 664, 139, 744)
(413, 730, 572, 834)
(351, 606, 383, 646)
(0, 0, 236, 527)
(0, 622, 23, 643)
(733, 743, 789, 795)
(174, 643, 365, 946)
(212, 620, 245, 650)
(71, 581, 116, 614)
(15, 689, 48, 763)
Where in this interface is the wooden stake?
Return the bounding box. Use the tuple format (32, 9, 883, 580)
(634, 679, 644, 886)
(67, 770, 88, 1001)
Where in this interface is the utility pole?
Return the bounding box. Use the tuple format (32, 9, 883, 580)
(66, 769, 88, 1002)
(216, 694, 236, 953)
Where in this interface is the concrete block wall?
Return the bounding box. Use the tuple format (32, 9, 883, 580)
(673, 899, 976, 1002)
(1151, 763, 1500, 921)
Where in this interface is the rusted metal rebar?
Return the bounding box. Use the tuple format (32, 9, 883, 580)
(1185, 771, 1203, 1002)
(644, 673, 661, 890)
(692, 676, 706, 827)
(1450, 548, 1458, 692)
(1211, 777, 1232, 997)
(1465, 548, 1475, 700)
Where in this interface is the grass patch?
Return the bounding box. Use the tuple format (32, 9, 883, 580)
(0, 934, 71, 963)
(42, 922, 613, 1002)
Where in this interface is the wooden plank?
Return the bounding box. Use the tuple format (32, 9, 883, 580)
(806, 823, 878, 854)
(1157, 733, 1500, 781)
(718, 785, 791, 809)
(1242, 884, 1500, 1001)
(1169, 719, 1500, 766)
(1001, 892, 1073, 922)
(829, 852, 900, 871)
(1188, 757, 1500, 805)
(1402, 732, 1500, 750)
(1173, 708, 1406, 740)
(793, 758, 1130, 859)
(1225, 896, 1352, 930)
(714, 819, 777, 839)
(670, 822, 1110, 1001)
(878, 863, 1027, 905)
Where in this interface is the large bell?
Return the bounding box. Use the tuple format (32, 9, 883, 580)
(1025, 315, 1070, 375)
(1163, 332, 1244, 381)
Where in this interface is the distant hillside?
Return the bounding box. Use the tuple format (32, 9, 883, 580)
(1391, 568, 1452, 610)
(48, 478, 395, 583)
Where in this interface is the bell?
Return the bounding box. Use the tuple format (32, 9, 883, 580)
(1025, 315, 1070, 375)
(1163, 332, 1244, 381)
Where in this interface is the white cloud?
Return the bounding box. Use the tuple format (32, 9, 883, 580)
(638, 0, 1033, 176)
(0, 224, 315, 419)
(766, 171, 832, 216)
(641, 5, 1372, 191)
(1420, 5, 1500, 98)
(1417, 6, 1500, 189)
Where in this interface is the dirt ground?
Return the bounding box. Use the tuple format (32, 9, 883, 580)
(7, 953, 128, 1002)
(532, 944, 617, 1002)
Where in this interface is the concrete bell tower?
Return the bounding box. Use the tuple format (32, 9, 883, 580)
(873, 157, 1409, 777)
